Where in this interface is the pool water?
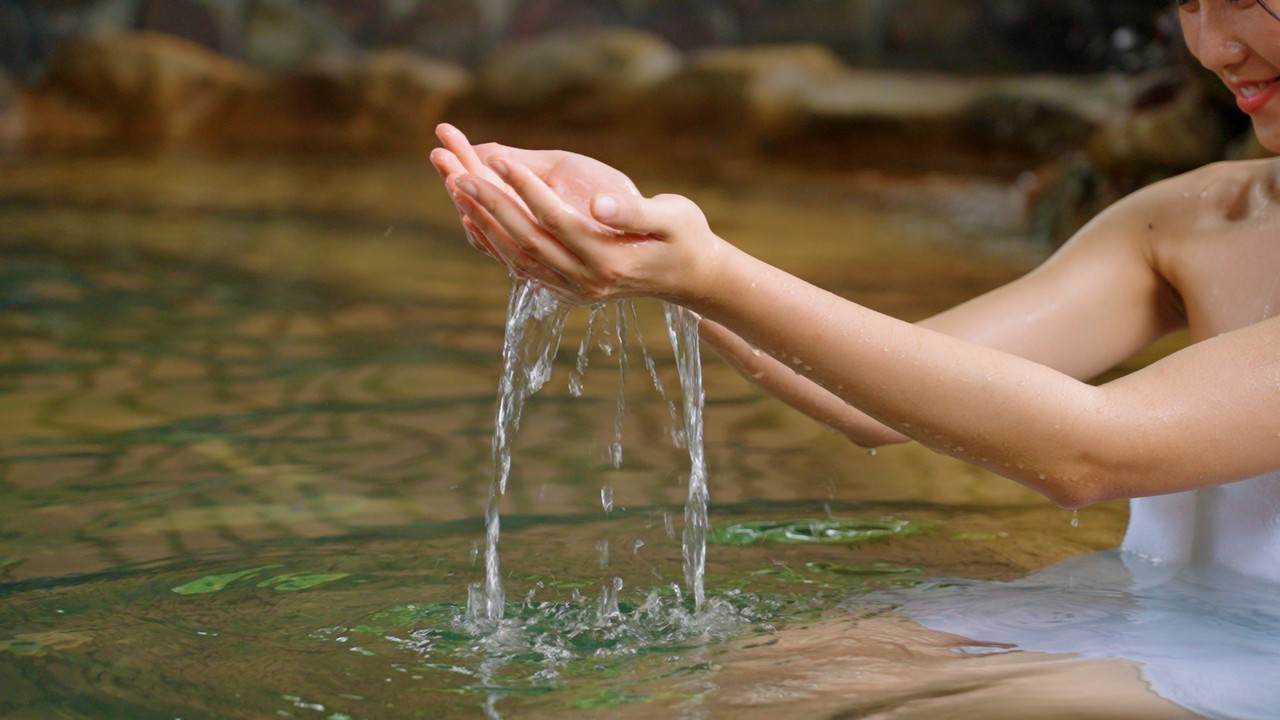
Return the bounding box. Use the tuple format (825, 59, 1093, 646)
(0, 150, 1235, 719)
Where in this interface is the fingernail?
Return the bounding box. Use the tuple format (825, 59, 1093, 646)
(489, 159, 509, 178)
(458, 180, 478, 198)
(593, 195, 618, 220)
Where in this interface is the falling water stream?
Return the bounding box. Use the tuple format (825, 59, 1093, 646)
(467, 278, 710, 630)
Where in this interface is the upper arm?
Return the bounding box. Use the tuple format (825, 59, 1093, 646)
(920, 188, 1183, 381)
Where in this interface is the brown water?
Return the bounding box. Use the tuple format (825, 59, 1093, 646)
(0, 150, 1196, 719)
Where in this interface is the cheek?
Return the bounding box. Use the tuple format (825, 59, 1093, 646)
(1179, 17, 1201, 62)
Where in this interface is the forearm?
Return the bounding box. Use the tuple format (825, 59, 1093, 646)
(686, 243, 1109, 507)
(699, 318, 909, 447)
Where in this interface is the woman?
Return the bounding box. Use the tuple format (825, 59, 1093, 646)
(436, 0, 1280, 585)
(434, 5, 1280, 715)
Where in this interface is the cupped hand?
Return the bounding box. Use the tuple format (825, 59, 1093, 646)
(431, 124, 721, 304)
(431, 124, 639, 270)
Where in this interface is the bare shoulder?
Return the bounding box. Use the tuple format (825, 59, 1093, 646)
(1130, 158, 1280, 228)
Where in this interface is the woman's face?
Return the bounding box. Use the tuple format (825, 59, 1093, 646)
(1178, 0, 1280, 151)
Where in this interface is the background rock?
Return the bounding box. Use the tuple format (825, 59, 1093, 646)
(136, 0, 242, 55)
(39, 31, 262, 147)
(241, 0, 353, 71)
(646, 43, 848, 146)
(477, 28, 680, 124)
(215, 48, 470, 152)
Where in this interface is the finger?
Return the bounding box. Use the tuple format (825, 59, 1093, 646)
(430, 147, 465, 182)
(485, 157, 608, 250)
(436, 124, 497, 181)
(462, 216, 500, 258)
(590, 192, 700, 239)
(454, 179, 579, 293)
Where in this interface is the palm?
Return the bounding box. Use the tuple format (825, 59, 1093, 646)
(478, 145, 641, 216)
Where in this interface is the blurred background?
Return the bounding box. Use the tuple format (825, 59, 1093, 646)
(0, 0, 1272, 216)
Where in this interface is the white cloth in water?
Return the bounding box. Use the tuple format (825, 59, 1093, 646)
(885, 551, 1280, 720)
(1123, 472, 1280, 583)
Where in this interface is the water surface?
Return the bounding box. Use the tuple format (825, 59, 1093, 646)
(0, 151, 1188, 719)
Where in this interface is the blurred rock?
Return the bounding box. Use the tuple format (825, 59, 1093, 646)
(0, 66, 16, 112)
(309, 0, 386, 46)
(218, 49, 470, 152)
(242, 0, 353, 71)
(0, 0, 52, 84)
(38, 31, 262, 148)
(137, 0, 241, 55)
(55, 0, 140, 37)
(507, 0, 627, 40)
(0, 66, 23, 147)
(477, 28, 680, 124)
(640, 0, 741, 50)
(382, 0, 484, 67)
(647, 43, 847, 146)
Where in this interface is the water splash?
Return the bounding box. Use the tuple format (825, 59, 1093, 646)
(470, 279, 709, 624)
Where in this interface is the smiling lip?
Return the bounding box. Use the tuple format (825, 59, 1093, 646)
(1235, 78, 1280, 114)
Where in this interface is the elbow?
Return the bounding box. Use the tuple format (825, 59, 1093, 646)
(1043, 484, 1103, 510)
(1035, 456, 1130, 510)
(843, 427, 911, 450)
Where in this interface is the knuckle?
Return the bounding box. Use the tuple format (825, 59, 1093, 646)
(537, 210, 567, 234)
(512, 229, 542, 254)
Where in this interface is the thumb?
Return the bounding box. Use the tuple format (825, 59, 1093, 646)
(590, 193, 701, 238)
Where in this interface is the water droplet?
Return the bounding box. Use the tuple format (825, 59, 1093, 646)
(663, 511, 675, 538)
(601, 486, 614, 514)
(608, 441, 623, 468)
(596, 539, 610, 568)
(633, 539, 645, 554)
(868, 448, 878, 457)
(1070, 511, 1080, 529)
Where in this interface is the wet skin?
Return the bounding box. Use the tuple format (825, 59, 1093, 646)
(431, 0, 1280, 510)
